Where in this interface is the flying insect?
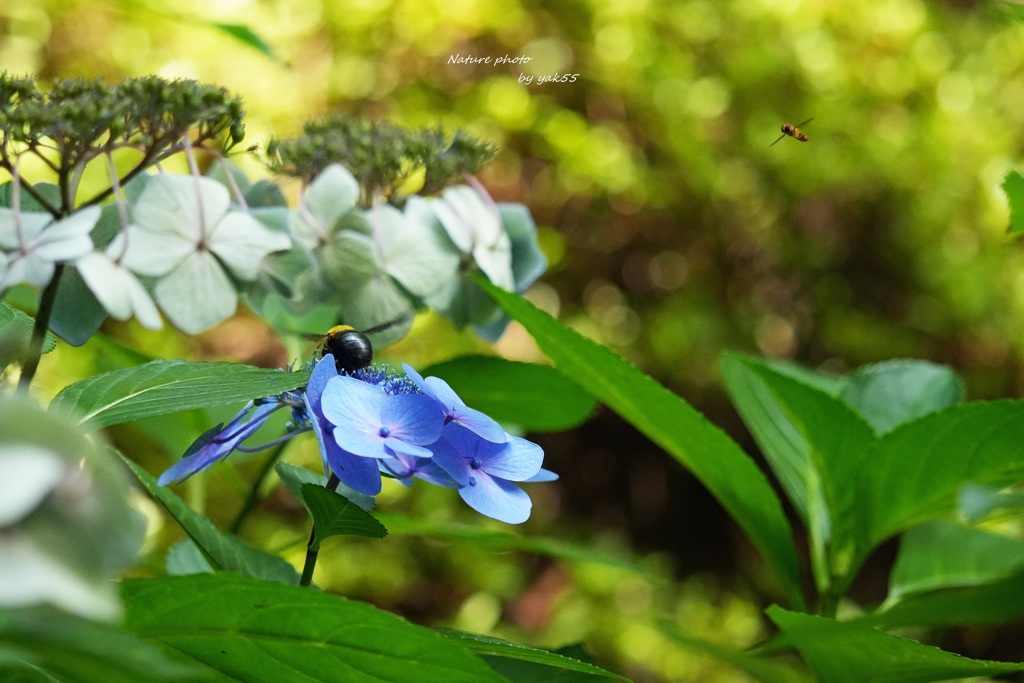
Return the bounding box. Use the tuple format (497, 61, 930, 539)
(770, 118, 813, 147)
(316, 315, 410, 373)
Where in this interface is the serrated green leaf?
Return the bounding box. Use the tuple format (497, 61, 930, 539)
(438, 630, 628, 681)
(658, 621, 812, 683)
(1003, 170, 1024, 234)
(861, 572, 1024, 629)
(122, 574, 506, 683)
(300, 483, 387, 547)
(123, 457, 300, 585)
(479, 279, 804, 609)
(49, 360, 309, 430)
(0, 301, 57, 371)
(422, 355, 596, 431)
(0, 606, 216, 683)
(887, 521, 1024, 602)
(728, 355, 877, 587)
(861, 401, 1024, 551)
(768, 606, 1024, 683)
(840, 360, 964, 434)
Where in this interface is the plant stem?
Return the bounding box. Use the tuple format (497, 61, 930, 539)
(17, 264, 64, 394)
(229, 441, 288, 535)
(298, 473, 340, 587)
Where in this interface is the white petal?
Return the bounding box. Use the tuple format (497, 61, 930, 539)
(77, 251, 163, 329)
(30, 206, 100, 261)
(0, 535, 121, 619)
(306, 164, 361, 227)
(375, 204, 459, 298)
(0, 445, 67, 526)
(132, 174, 229, 241)
(120, 223, 196, 276)
(0, 208, 54, 250)
(154, 252, 237, 334)
(0, 252, 55, 289)
(206, 210, 291, 281)
(437, 186, 514, 289)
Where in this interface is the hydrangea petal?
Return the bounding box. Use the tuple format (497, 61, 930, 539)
(0, 253, 54, 289)
(31, 207, 99, 260)
(158, 402, 279, 485)
(320, 375, 387, 436)
(458, 472, 532, 524)
(120, 223, 197, 276)
(207, 210, 291, 281)
(132, 174, 229, 241)
(77, 249, 162, 330)
(524, 468, 559, 483)
(402, 364, 505, 442)
(375, 203, 459, 298)
(480, 436, 545, 481)
(0, 209, 52, 250)
(153, 251, 238, 334)
(380, 393, 444, 445)
(295, 164, 361, 248)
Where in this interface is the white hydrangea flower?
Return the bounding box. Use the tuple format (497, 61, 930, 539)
(121, 174, 291, 334)
(0, 206, 99, 291)
(429, 184, 514, 291)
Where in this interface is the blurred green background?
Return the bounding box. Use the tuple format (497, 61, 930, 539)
(6, 0, 1024, 680)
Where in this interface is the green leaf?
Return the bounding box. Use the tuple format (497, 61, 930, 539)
(723, 353, 876, 587)
(888, 521, 1024, 601)
(479, 278, 804, 609)
(275, 462, 376, 512)
(860, 401, 1024, 551)
(48, 265, 108, 347)
(0, 606, 215, 683)
(165, 539, 215, 576)
(376, 512, 650, 574)
(1003, 170, 1024, 234)
(122, 457, 300, 585)
(438, 630, 628, 681)
(422, 355, 597, 431)
(49, 360, 309, 430)
(840, 360, 964, 434)
(768, 606, 1024, 683)
(0, 301, 56, 371)
(658, 621, 812, 683)
(122, 574, 506, 683)
(300, 483, 388, 548)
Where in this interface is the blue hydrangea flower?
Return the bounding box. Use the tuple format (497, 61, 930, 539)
(157, 400, 285, 485)
(429, 423, 547, 524)
(320, 373, 443, 461)
(402, 364, 506, 442)
(304, 354, 385, 495)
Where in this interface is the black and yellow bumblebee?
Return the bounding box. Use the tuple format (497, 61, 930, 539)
(316, 316, 410, 373)
(770, 118, 813, 147)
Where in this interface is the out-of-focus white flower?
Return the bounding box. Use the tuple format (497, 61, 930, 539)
(0, 397, 146, 621)
(0, 206, 99, 291)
